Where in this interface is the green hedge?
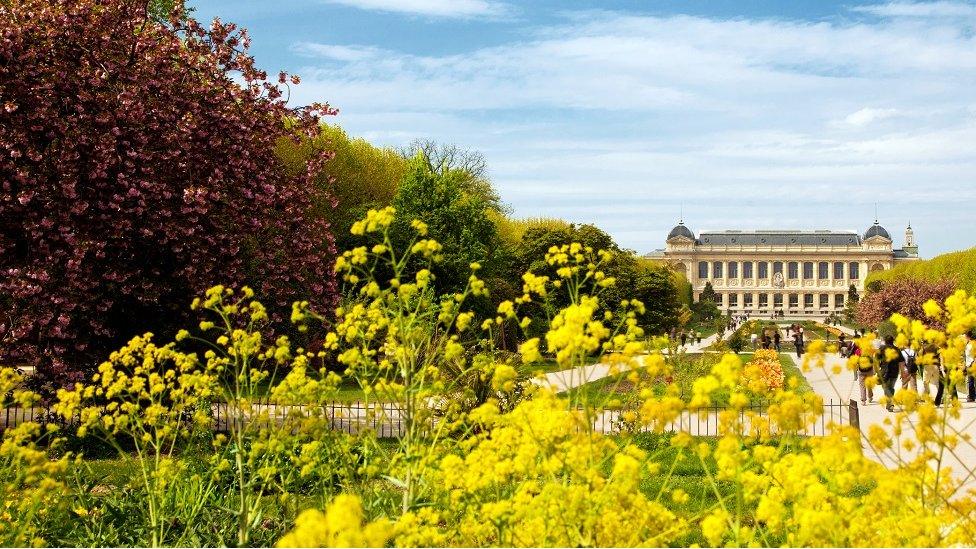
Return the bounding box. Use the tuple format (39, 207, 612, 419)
(866, 247, 976, 292)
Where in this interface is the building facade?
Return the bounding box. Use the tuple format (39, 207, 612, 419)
(659, 220, 919, 318)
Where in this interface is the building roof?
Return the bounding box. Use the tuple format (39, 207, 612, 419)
(667, 222, 695, 240)
(696, 230, 863, 246)
(864, 222, 891, 240)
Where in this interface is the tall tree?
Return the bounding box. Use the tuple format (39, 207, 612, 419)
(0, 0, 337, 379)
(389, 157, 501, 296)
(277, 124, 407, 253)
(399, 140, 503, 213)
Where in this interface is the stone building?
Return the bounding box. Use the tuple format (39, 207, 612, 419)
(657, 220, 919, 318)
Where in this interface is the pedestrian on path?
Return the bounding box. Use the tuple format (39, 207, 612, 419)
(773, 330, 781, 352)
(680, 330, 688, 348)
(966, 331, 976, 402)
(877, 336, 903, 412)
(695, 331, 702, 345)
(921, 343, 942, 399)
(901, 346, 918, 394)
(853, 343, 873, 405)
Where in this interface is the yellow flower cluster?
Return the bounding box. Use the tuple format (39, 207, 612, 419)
(0, 369, 71, 547)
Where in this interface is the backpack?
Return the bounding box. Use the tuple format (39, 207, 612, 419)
(903, 349, 918, 375)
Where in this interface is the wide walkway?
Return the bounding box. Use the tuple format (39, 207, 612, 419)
(788, 351, 976, 493)
(537, 330, 730, 392)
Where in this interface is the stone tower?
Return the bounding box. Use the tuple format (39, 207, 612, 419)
(903, 222, 918, 257)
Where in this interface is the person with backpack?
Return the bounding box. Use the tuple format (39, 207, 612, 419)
(901, 345, 919, 394)
(877, 336, 904, 412)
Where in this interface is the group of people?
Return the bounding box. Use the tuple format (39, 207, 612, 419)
(670, 328, 703, 348)
(847, 331, 976, 411)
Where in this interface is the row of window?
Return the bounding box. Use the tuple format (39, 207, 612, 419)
(720, 293, 846, 308)
(698, 261, 859, 281)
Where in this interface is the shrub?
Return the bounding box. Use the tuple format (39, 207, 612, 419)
(855, 277, 956, 328)
(866, 247, 976, 293)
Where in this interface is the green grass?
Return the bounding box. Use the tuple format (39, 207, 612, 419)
(562, 351, 811, 406)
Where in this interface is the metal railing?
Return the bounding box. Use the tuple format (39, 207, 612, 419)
(2, 397, 861, 438)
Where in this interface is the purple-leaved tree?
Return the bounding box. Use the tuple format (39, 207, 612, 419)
(1, 0, 338, 382)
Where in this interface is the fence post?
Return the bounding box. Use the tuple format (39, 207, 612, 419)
(848, 399, 860, 431)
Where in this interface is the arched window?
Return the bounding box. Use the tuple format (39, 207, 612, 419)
(788, 262, 799, 279)
(849, 262, 860, 279)
(699, 261, 708, 279)
(818, 262, 829, 279)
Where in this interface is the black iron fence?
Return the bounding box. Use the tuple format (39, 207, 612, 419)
(3, 398, 861, 438)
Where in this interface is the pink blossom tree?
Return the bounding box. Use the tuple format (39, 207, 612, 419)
(1, 0, 337, 381)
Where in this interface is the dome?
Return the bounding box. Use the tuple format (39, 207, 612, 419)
(668, 222, 695, 241)
(864, 222, 891, 240)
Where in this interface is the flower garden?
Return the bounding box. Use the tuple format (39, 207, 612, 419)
(4, 213, 976, 547)
(3, 1, 976, 547)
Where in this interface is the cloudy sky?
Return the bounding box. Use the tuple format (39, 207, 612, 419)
(190, 0, 976, 257)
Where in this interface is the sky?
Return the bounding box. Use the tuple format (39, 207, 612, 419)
(189, 0, 976, 257)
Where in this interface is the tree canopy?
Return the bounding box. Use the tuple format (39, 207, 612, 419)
(0, 0, 336, 379)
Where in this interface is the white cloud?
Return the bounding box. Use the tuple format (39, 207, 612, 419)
(852, 1, 976, 18)
(289, 8, 976, 256)
(320, 0, 509, 18)
(291, 43, 388, 61)
(840, 107, 901, 126)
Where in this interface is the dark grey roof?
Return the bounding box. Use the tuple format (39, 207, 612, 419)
(667, 223, 695, 240)
(696, 230, 862, 246)
(864, 223, 891, 240)
(893, 249, 914, 258)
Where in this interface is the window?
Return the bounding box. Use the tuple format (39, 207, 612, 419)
(789, 294, 798, 308)
(699, 261, 708, 279)
(743, 261, 754, 278)
(803, 262, 814, 280)
(744, 293, 753, 307)
(849, 262, 860, 280)
(728, 293, 738, 307)
(773, 261, 783, 276)
(774, 294, 784, 307)
(759, 293, 769, 307)
(758, 262, 769, 278)
(819, 262, 829, 280)
(728, 261, 739, 279)
(819, 294, 829, 308)
(804, 294, 814, 308)
(713, 261, 723, 279)
(834, 262, 845, 280)
(836, 294, 845, 308)
(788, 262, 799, 279)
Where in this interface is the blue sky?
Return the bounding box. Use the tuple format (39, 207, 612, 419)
(190, 0, 976, 257)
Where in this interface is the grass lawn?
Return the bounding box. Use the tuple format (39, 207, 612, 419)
(562, 351, 811, 406)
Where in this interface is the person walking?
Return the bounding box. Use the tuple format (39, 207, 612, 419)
(838, 333, 847, 357)
(901, 345, 919, 394)
(680, 330, 688, 348)
(793, 330, 804, 358)
(696, 331, 702, 345)
(966, 331, 976, 402)
(921, 343, 942, 399)
(853, 343, 873, 405)
(877, 336, 904, 412)
(773, 330, 781, 352)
